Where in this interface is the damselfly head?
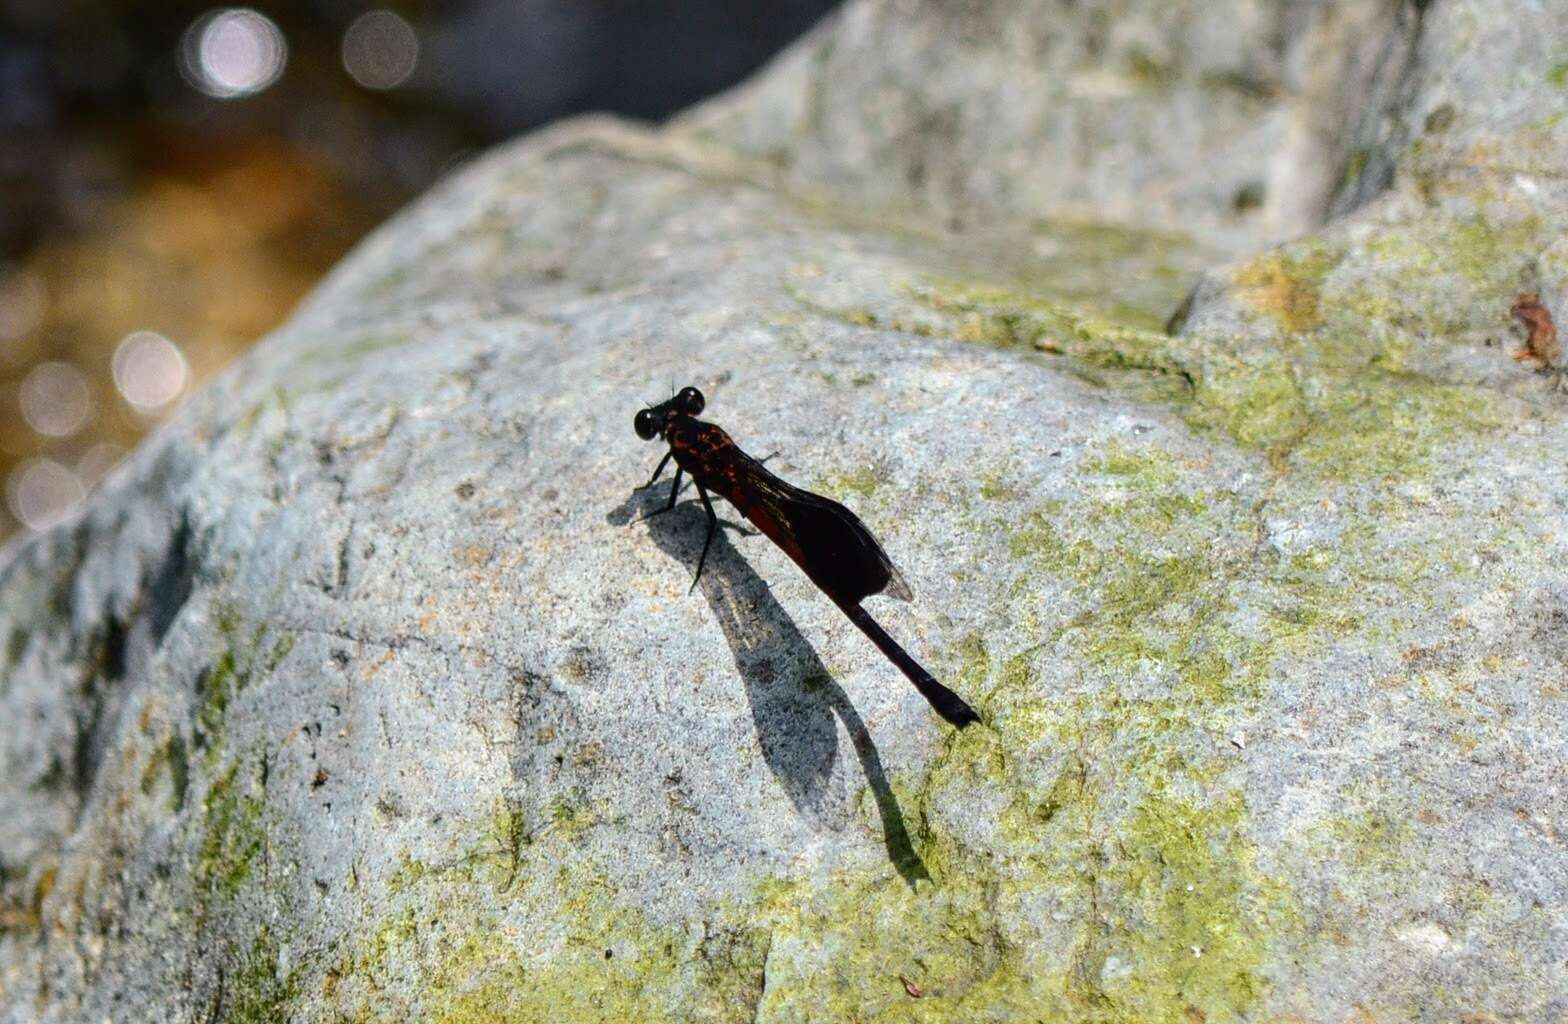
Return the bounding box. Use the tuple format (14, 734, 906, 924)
(675, 386, 704, 415)
(635, 386, 705, 441)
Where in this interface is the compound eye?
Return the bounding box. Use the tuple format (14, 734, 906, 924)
(677, 386, 705, 415)
(634, 408, 659, 440)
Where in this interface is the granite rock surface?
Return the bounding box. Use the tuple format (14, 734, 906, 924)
(2, 1, 1566, 1021)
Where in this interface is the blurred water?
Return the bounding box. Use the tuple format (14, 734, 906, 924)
(0, 0, 840, 535)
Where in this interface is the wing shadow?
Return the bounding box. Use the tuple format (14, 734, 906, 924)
(608, 488, 928, 887)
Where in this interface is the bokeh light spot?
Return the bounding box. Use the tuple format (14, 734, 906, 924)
(20, 361, 92, 438)
(112, 330, 189, 413)
(181, 8, 289, 99)
(7, 458, 84, 532)
(342, 10, 419, 91)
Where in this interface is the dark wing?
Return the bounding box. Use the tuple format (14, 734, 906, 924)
(732, 462, 913, 605)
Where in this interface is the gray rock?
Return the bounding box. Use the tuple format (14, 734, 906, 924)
(680, 0, 1419, 250)
(3, 2, 1566, 1022)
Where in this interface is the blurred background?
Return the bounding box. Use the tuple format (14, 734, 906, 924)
(0, 0, 839, 538)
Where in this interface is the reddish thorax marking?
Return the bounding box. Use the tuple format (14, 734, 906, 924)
(667, 418, 808, 566)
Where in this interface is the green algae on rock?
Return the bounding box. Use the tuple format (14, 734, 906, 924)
(4, 1, 1568, 1022)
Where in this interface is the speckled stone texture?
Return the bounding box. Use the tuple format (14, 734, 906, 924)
(3, 1, 1566, 1022)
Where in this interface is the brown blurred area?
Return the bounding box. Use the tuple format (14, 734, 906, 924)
(0, 135, 378, 528)
(0, 0, 839, 537)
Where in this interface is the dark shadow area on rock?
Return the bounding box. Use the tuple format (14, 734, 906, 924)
(607, 488, 928, 887)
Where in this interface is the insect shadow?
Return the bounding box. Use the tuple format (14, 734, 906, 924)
(609, 488, 929, 887)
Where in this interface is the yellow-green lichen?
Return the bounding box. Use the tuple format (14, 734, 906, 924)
(818, 647, 1307, 1023)
(1213, 216, 1519, 475)
(264, 633, 295, 672)
(417, 896, 767, 1024)
(1184, 356, 1310, 451)
(1288, 377, 1504, 483)
(815, 464, 885, 500)
(748, 870, 1006, 1020)
(1339, 212, 1543, 339)
(908, 281, 1319, 456)
(333, 845, 767, 1024)
(1064, 788, 1298, 1022)
(910, 236, 1510, 480)
(1230, 242, 1343, 334)
(315, 653, 1312, 1024)
(1080, 442, 1182, 486)
(547, 798, 595, 841)
(999, 449, 1267, 707)
(1443, 213, 1540, 288)
(196, 650, 239, 751)
(913, 284, 1191, 383)
(386, 852, 433, 896)
(932, 632, 1306, 1021)
(486, 797, 531, 889)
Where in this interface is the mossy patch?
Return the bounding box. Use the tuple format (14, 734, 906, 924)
(1339, 147, 1372, 194)
(412, 886, 768, 1024)
(187, 600, 288, 958)
(196, 650, 240, 752)
(909, 282, 1318, 454)
(1328, 211, 1543, 351)
(1080, 442, 1183, 487)
(912, 427, 1454, 1013)
(486, 796, 531, 889)
(195, 756, 268, 902)
(0, 860, 50, 936)
(222, 926, 301, 1024)
(728, 780, 1292, 1023)
(194, 605, 296, 762)
(918, 222, 1518, 482)
(264, 633, 295, 672)
(139, 730, 191, 813)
